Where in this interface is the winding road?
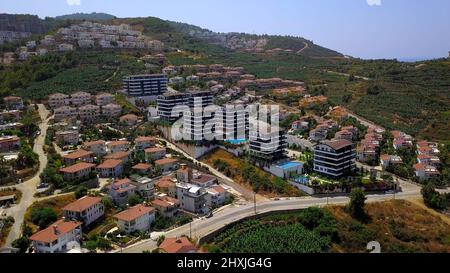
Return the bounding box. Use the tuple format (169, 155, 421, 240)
(1, 104, 50, 247)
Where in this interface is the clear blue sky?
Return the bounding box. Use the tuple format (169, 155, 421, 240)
(2, 0, 450, 60)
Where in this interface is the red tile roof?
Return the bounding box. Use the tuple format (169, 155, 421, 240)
(152, 197, 180, 208)
(104, 151, 131, 160)
(145, 147, 166, 153)
(156, 178, 176, 189)
(321, 139, 353, 151)
(83, 140, 105, 147)
(212, 185, 227, 194)
(63, 196, 102, 212)
(63, 149, 93, 160)
(135, 136, 155, 142)
(97, 159, 122, 169)
(132, 163, 152, 170)
(155, 158, 179, 166)
(108, 140, 129, 147)
(30, 220, 82, 244)
(60, 162, 96, 174)
(114, 204, 154, 222)
(159, 237, 198, 253)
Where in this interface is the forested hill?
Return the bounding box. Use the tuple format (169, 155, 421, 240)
(54, 13, 116, 21)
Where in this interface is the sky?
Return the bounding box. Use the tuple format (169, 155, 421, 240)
(2, 0, 450, 60)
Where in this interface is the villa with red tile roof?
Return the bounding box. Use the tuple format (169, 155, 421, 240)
(151, 196, 180, 218)
(107, 140, 130, 154)
(0, 135, 21, 153)
(145, 147, 166, 161)
(96, 159, 123, 178)
(82, 140, 107, 156)
(155, 158, 179, 172)
(155, 177, 177, 197)
(107, 178, 136, 206)
(104, 151, 132, 163)
(158, 237, 198, 253)
(62, 149, 94, 165)
(135, 136, 156, 151)
(30, 220, 82, 253)
(414, 163, 440, 181)
(132, 163, 153, 175)
(59, 162, 96, 181)
(62, 196, 104, 227)
(119, 114, 139, 126)
(114, 204, 155, 234)
(205, 185, 230, 208)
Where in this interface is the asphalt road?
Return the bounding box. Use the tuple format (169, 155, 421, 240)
(120, 184, 421, 253)
(1, 104, 50, 246)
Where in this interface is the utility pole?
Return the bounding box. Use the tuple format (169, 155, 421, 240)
(253, 193, 256, 215)
(326, 184, 329, 206)
(189, 222, 192, 238)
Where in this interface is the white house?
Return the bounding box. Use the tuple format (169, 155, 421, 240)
(30, 220, 82, 253)
(114, 204, 156, 234)
(62, 196, 104, 227)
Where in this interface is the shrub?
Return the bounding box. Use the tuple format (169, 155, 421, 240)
(30, 207, 57, 229)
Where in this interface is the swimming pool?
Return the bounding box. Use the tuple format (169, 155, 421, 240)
(279, 161, 303, 170)
(226, 138, 248, 145)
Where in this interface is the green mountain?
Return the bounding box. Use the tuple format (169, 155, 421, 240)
(54, 12, 116, 21)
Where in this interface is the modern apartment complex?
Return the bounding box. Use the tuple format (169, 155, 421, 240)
(249, 121, 287, 164)
(313, 139, 356, 178)
(123, 74, 168, 97)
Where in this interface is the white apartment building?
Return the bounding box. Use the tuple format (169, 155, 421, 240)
(71, 91, 92, 106)
(54, 106, 77, 122)
(78, 104, 100, 121)
(49, 93, 70, 109)
(82, 140, 107, 156)
(95, 93, 115, 106)
(101, 103, 122, 118)
(176, 183, 208, 214)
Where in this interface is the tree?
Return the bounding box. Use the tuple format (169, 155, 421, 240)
(157, 235, 165, 246)
(30, 207, 57, 229)
(75, 186, 88, 199)
(128, 194, 144, 206)
(85, 240, 98, 252)
(348, 188, 367, 220)
(12, 236, 31, 253)
(421, 183, 448, 210)
(102, 196, 114, 210)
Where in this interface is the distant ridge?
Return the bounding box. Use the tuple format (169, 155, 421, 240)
(54, 12, 116, 21)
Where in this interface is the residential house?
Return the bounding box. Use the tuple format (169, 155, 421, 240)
(95, 93, 115, 106)
(155, 177, 177, 198)
(158, 237, 198, 253)
(82, 140, 107, 156)
(49, 93, 70, 109)
(78, 104, 100, 121)
(101, 103, 122, 118)
(309, 127, 328, 142)
(380, 154, 403, 170)
(151, 196, 180, 218)
(120, 114, 139, 126)
(104, 151, 132, 164)
(134, 136, 156, 151)
(114, 204, 155, 234)
(335, 130, 354, 142)
(96, 159, 123, 178)
(3, 96, 24, 110)
(130, 176, 155, 200)
(190, 171, 218, 188)
(176, 165, 193, 183)
(291, 120, 309, 131)
(417, 154, 441, 167)
(205, 185, 230, 208)
(70, 91, 91, 106)
(145, 147, 166, 162)
(155, 158, 179, 172)
(176, 183, 207, 214)
(132, 163, 153, 175)
(30, 220, 82, 253)
(107, 178, 136, 206)
(59, 163, 96, 182)
(54, 106, 77, 122)
(62, 149, 94, 166)
(55, 130, 79, 146)
(0, 135, 20, 153)
(107, 140, 129, 154)
(62, 196, 104, 227)
(414, 163, 440, 181)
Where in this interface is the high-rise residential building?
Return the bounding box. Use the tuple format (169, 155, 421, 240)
(249, 121, 287, 164)
(313, 139, 356, 178)
(157, 92, 191, 122)
(123, 74, 168, 97)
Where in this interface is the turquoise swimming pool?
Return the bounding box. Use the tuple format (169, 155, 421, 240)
(226, 138, 248, 145)
(279, 161, 303, 170)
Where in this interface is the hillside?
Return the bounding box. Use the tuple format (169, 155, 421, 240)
(0, 14, 449, 141)
(54, 12, 116, 21)
(0, 14, 52, 34)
